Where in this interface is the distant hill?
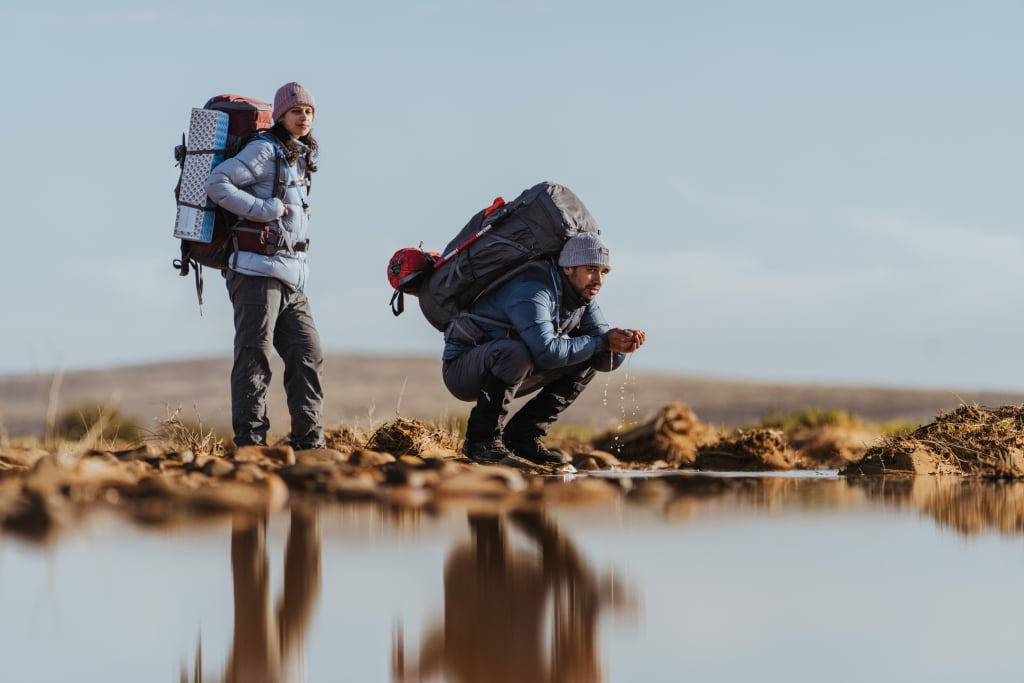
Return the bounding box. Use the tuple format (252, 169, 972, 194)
(1, 354, 1021, 438)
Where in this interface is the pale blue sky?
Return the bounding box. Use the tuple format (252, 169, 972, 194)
(1, 0, 1020, 391)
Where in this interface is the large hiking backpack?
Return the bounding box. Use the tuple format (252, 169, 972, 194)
(171, 94, 291, 308)
(387, 181, 601, 335)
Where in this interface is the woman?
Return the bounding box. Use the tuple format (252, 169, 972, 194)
(205, 82, 326, 450)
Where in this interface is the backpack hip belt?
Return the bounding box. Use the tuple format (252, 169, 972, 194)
(233, 220, 309, 256)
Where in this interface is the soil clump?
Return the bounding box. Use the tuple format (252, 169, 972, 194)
(695, 429, 798, 471)
(592, 403, 717, 466)
(591, 402, 868, 470)
(846, 404, 1024, 477)
(786, 422, 878, 468)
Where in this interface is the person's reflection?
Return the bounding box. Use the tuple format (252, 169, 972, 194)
(186, 508, 321, 683)
(225, 507, 320, 683)
(394, 508, 629, 683)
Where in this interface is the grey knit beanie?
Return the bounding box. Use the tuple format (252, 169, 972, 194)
(558, 232, 611, 271)
(273, 82, 316, 122)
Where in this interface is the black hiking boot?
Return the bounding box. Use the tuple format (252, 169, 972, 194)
(462, 437, 516, 464)
(462, 438, 541, 470)
(502, 368, 595, 466)
(462, 374, 523, 465)
(504, 433, 572, 465)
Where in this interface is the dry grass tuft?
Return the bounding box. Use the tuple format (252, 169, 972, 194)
(324, 425, 366, 451)
(53, 403, 144, 450)
(155, 405, 224, 457)
(757, 407, 859, 432)
(365, 416, 461, 456)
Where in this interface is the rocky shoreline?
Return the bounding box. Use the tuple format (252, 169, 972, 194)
(3, 402, 1023, 541)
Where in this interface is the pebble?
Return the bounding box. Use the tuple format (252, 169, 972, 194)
(234, 445, 296, 465)
(348, 449, 396, 468)
(294, 448, 347, 465)
(202, 458, 235, 478)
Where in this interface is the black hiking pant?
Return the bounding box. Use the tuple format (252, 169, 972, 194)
(442, 338, 621, 434)
(226, 271, 325, 449)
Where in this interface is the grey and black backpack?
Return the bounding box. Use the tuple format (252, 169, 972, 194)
(387, 181, 601, 339)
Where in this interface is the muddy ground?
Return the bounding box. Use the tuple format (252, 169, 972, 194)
(2, 402, 1023, 541)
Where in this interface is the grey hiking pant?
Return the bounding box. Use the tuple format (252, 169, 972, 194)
(226, 271, 325, 449)
(442, 338, 616, 402)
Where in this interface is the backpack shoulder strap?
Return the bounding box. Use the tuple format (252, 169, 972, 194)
(254, 133, 291, 201)
(547, 259, 585, 336)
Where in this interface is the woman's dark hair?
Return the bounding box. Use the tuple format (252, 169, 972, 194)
(269, 121, 319, 174)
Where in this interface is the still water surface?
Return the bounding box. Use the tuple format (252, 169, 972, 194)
(3, 473, 1024, 682)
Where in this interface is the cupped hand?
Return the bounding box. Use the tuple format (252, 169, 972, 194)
(607, 328, 647, 353)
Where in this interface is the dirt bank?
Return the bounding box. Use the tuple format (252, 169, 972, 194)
(845, 404, 1024, 477)
(590, 402, 879, 470)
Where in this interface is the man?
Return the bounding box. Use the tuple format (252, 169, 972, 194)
(442, 232, 646, 467)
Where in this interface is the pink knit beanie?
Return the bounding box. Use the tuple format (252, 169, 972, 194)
(273, 82, 316, 122)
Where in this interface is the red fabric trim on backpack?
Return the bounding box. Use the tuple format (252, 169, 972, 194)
(483, 196, 506, 218)
(204, 94, 274, 138)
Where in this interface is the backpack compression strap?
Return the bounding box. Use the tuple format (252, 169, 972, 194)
(390, 288, 405, 317)
(172, 241, 208, 313)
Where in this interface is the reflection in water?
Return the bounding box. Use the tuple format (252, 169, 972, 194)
(647, 471, 1024, 540)
(652, 472, 1024, 539)
(164, 474, 1024, 683)
(14, 471, 1024, 681)
(183, 508, 321, 683)
(393, 509, 632, 683)
(658, 475, 867, 521)
(851, 476, 1024, 537)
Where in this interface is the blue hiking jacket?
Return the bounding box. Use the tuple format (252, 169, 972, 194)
(443, 260, 626, 371)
